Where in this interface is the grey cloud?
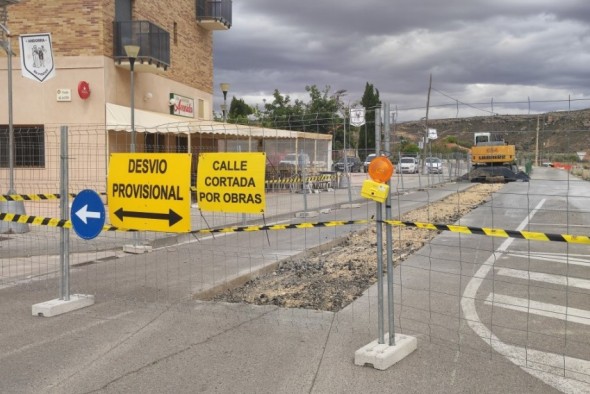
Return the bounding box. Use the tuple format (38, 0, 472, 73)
(213, 0, 590, 119)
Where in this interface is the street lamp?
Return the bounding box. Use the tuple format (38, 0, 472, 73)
(125, 45, 140, 153)
(220, 82, 230, 122)
(123, 44, 143, 252)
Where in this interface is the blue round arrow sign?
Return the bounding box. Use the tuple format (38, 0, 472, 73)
(71, 189, 106, 240)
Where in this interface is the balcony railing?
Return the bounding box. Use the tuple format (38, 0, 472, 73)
(113, 20, 170, 70)
(196, 0, 232, 30)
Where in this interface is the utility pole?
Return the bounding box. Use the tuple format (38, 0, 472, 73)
(535, 115, 540, 167)
(422, 74, 432, 174)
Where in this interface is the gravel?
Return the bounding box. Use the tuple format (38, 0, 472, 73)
(212, 183, 503, 312)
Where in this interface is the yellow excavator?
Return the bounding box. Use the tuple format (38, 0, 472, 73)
(464, 132, 529, 182)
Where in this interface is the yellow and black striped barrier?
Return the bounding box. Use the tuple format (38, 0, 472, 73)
(1, 211, 589, 244)
(188, 174, 337, 191)
(1, 193, 63, 202)
(264, 174, 336, 185)
(0, 192, 111, 202)
(1, 175, 337, 202)
(0, 212, 129, 232)
(190, 219, 370, 234)
(382, 220, 590, 244)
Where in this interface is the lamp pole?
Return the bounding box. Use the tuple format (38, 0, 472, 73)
(0, 22, 14, 193)
(0, 2, 29, 234)
(123, 45, 141, 251)
(220, 82, 230, 122)
(125, 45, 140, 153)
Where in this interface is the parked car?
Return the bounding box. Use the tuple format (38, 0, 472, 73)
(333, 156, 362, 172)
(396, 157, 419, 174)
(425, 157, 443, 174)
(363, 153, 377, 172)
(278, 153, 311, 173)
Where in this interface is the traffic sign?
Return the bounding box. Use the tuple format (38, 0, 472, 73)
(350, 107, 366, 127)
(107, 153, 191, 232)
(428, 128, 438, 140)
(196, 152, 266, 214)
(70, 189, 105, 240)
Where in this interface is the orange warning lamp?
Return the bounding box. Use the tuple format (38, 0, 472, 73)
(361, 156, 394, 203)
(368, 156, 394, 183)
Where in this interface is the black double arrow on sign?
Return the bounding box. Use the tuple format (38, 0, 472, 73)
(114, 208, 182, 227)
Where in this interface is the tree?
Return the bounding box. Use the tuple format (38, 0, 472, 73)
(229, 85, 351, 140)
(261, 89, 305, 130)
(303, 85, 341, 134)
(258, 85, 344, 134)
(228, 96, 253, 122)
(400, 141, 420, 154)
(359, 82, 380, 158)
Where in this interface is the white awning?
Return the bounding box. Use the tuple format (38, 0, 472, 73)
(106, 103, 310, 139)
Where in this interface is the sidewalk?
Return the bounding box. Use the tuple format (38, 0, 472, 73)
(1, 176, 377, 288)
(1, 173, 470, 287)
(2, 180, 367, 256)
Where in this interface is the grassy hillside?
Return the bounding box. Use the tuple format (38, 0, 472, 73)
(394, 108, 590, 158)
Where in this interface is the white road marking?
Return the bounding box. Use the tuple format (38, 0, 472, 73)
(506, 251, 590, 258)
(502, 252, 590, 268)
(461, 199, 590, 393)
(522, 348, 590, 384)
(484, 293, 590, 326)
(495, 267, 590, 290)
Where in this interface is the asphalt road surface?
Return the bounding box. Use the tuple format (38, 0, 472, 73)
(1, 167, 588, 393)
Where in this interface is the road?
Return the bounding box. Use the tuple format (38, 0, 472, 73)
(463, 167, 590, 392)
(395, 167, 590, 393)
(2, 166, 588, 393)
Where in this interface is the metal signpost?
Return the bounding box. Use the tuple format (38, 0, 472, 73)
(32, 126, 95, 317)
(354, 104, 417, 370)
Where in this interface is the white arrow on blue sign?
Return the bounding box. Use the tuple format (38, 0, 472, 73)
(70, 189, 105, 240)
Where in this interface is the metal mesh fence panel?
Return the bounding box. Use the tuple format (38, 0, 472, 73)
(1, 103, 589, 389)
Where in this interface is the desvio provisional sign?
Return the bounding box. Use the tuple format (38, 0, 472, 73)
(107, 153, 191, 233)
(196, 152, 266, 214)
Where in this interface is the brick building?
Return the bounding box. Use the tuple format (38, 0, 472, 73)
(0, 0, 333, 206)
(0, 0, 229, 147)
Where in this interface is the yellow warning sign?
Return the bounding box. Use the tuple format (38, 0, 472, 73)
(196, 152, 266, 214)
(107, 153, 191, 232)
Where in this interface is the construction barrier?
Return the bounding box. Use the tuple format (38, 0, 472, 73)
(1, 211, 589, 244)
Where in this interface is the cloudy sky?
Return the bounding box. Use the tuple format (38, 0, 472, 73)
(213, 0, 590, 121)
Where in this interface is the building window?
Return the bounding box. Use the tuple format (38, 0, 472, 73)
(173, 22, 178, 45)
(0, 125, 45, 168)
(198, 99, 205, 119)
(145, 133, 165, 152)
(115, 0, 132, 21)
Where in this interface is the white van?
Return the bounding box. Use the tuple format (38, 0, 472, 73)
(397, 157, 419, 174)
